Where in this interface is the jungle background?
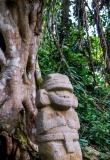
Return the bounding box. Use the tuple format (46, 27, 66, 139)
(38, 0, 110, 159)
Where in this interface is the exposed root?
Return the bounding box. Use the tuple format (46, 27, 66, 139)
(0, 131, 13, 155)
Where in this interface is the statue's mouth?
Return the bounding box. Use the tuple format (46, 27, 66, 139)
(48, 92, 72, 111)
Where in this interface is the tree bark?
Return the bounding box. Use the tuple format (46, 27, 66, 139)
(0, 0, 44, 159)
(59, 0, 70, 44)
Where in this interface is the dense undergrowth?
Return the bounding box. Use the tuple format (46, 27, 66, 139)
(38, 0, 110, 156)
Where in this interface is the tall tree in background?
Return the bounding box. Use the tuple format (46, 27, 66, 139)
(38, 0, 110, 156)
(59, 0, 70, 44)
(0, 0, 44, 159)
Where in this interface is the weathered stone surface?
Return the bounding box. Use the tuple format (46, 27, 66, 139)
(36, 73, 82, 160)
(82, 146, 110, 160)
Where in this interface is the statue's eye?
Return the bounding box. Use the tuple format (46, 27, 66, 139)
(55, 91, 70, 98)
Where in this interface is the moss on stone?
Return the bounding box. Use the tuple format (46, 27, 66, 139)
(37, 77, 43, 89)
(82, 146, 110, 160)
(14, 124, 28, 149)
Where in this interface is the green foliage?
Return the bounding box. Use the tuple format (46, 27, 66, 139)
(79, 96, 110, 150)
(38, 0, 110, 154)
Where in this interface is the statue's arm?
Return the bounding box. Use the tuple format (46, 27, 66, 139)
(66, 109, 80, 130)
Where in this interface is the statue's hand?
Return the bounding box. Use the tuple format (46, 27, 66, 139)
(67, 118, 76, 128)
(56, 112, 66, 126)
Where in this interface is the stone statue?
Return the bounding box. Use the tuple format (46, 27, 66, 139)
(36, 73, 82, 160)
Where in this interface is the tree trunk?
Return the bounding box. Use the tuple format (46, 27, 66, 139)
(0, 0, 44, 159)
(59, 0, 70, 44)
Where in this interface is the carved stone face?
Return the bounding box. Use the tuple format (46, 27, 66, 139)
(36, 74, 78, 110)
(55, 90, 71, 98)
(48, 90, 73, 111)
